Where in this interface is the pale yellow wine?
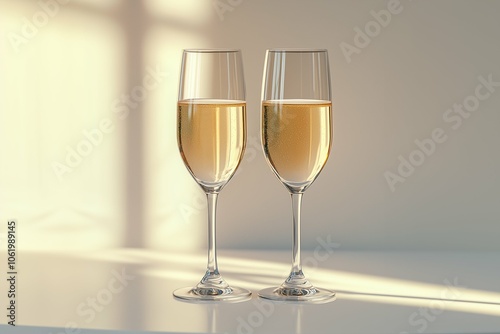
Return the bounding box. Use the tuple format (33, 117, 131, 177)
(178, 100, 246, 189)
(262, 100, 332, 190)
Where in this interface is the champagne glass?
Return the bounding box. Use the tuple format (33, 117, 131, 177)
(173, 49, 251, 302)
(259, 49, 336, 303)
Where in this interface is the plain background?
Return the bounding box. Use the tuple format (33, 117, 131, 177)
(0, 0, 499, 253)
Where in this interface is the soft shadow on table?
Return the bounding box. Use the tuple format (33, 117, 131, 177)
(18, 250, 500, 333)
(336, 290, 500, 307)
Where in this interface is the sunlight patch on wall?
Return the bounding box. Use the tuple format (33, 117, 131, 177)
(144, 0, 212, 24)
(72, 0, 122, 10)
(0, 3, 126, 250)
(143, 25, 209, 251)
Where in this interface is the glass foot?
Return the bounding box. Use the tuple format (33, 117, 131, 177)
(258, 286, 335, 303)
(258, 271, 336, 303)
(174, 286, 252, 302)
(173, 271, 251, 303)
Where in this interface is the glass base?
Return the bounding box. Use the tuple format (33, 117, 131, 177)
(258, 271, 336, 303)
(174, 286, 252, 302)
(258, 286, 336, 303)
(173, 270, 251, 303)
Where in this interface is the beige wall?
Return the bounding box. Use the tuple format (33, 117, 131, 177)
(1, 0, 499, 251)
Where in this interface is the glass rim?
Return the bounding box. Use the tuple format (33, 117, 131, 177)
(267, 48, 328, 53)
(183, 48, 241, 53)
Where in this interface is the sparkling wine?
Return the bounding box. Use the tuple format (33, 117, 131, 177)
(178, 100, 246, 191)
(262, 100, 332, 191)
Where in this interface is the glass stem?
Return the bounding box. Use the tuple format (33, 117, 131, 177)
(291, 192, 303, 274)
(206, 192, 219, 274)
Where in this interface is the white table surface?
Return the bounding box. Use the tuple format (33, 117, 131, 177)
(2, 249, 500, 334)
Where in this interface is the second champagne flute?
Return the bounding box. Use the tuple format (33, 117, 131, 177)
(173, 49, 251, 302)
(259, 49, 336, 303)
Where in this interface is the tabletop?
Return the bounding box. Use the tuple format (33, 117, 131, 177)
(1, 249, 500, 333)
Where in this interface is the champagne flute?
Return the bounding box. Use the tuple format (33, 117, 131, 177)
(259, 49, 336, 303)
(173, 49, 251, 302)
